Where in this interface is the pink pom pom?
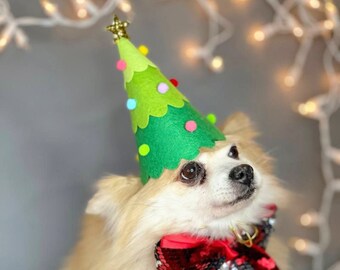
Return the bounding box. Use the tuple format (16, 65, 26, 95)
(185, 120, 197, 132)
(116, 59, 127, 71)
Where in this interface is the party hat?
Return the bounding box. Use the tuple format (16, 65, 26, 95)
(107, 15, 226, 184)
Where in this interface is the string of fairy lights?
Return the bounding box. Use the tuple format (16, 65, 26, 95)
(1, 0, 339, 268)
(184, 0, 234, 72)
(250, 0, 340, 269)
(0, 0, 134, 51)
(0, 0, 232, 72)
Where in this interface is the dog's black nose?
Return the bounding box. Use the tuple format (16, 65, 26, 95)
(229, 164, 254, 187)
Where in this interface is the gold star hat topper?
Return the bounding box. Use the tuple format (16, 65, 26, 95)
(106, 15, 225, 183)
(106, 15, 130, 42)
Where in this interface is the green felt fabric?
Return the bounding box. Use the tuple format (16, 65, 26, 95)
(117, 38, 157, 85)
(135, 102, 226, 183)
(126, 66, 188, 133)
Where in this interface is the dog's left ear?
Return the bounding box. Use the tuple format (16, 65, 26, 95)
(220, 112, 258, 139)
(86, 175, 142, 219)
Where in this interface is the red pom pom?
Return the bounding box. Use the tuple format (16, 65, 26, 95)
(170, 78, 179, 87)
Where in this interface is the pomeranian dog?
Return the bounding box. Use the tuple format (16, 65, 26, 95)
(63, 112, 288, 270)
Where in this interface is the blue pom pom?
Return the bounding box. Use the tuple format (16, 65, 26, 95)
(126, 98, 137, 110)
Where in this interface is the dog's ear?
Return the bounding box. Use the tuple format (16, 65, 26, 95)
(221, 112, 258, 139)
(86, 175, 142, 219)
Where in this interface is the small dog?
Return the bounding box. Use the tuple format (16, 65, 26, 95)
(63, 112, 288, 270)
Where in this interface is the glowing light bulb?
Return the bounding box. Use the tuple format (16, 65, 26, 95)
(232, 0, 249, 6)
(326, 2, 337, 14)
(300, 214, 312, 226)
(297, 101, 318, 116)
(42, 0, 57, 15)
(293, 27, 304, 37)
(298, 104, 307, 115)
(284, 75, 295, 87)
(210, 56, 224, 73)
(294, 239, 307, 252)
(323, 20, 334, 30)
(0, 36, 8, 48)
(333, 153, 340, 165)
(207, 0, 218, 11)
(309, 0, 320, 9)
(300, 211, 320, 226)
(253, 30, 265, 42)
(185, 46, 199, 59)
(181, 40, 202, 66)
(77, 8, 88, 18)
(119, 0, 132, 13)
(305, 101, 317, 113)
(76, 0, 85, 4)
(290, 238, 320, 255)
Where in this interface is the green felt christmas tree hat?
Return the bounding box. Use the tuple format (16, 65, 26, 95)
(107, 15, 226, 184)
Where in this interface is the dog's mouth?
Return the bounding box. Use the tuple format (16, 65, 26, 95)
(228, 187, 256, 206)
(211, 187, 256, 210)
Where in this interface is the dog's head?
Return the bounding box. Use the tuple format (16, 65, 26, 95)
(87, 112, 282, 243)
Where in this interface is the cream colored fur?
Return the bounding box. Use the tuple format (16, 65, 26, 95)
(63, 113, 290, 270)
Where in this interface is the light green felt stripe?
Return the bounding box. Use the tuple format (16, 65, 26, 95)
(117, 38, 157, 85)
(126, 66, 188, 133)
(135, 102, 226, 183)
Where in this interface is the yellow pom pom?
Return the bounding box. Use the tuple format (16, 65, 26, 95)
(138, 45, 149, 56)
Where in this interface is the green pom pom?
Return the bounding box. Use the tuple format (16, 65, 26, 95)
(206, 113, 217, 124)
(139, 144, 150, 156)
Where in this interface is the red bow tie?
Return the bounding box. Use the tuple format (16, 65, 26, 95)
(160, 233, 239, 262)
(155, 205, 279, 270)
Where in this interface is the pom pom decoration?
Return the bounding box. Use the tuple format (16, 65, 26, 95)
(107, 15, 225, 183)
(157, 82, 169, 94)
(138, 44, 149, 56)
(138, 144, 150, 156)
(206, 113, 217, 124)
(126, 98, 137, 110)
(169, 78, 179, 87)
(116, 59, 127, 71)
(185, 120, 197, 132)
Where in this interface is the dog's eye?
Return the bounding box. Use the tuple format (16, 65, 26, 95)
(228, 145, 239, 159)
(180, 162, 205, 185)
